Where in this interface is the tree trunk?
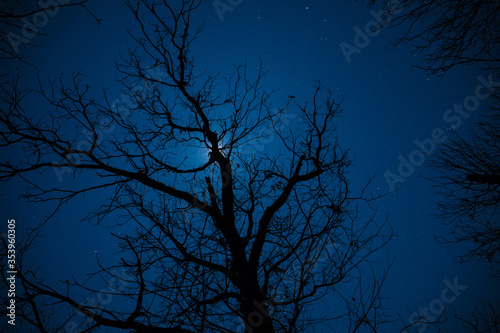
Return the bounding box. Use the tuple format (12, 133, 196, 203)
(240, 297, 276, 333)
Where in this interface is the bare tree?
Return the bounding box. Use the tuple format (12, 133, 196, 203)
(358, 0, 500, 75)
(0, 0, 99, 63)
(454, 301, 500, 333)
(0, 1, 393, 332)
(357, 1, 500, 330)
(359, 0, 500, 274)
(427, 110, 500, 276)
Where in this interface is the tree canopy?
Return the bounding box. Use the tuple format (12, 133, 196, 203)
(0, 1, 392, 332)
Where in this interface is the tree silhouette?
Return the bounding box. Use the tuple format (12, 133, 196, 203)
(359, 0, 500, 75)
(361, 0, 500, 270)
(0, 1, 393, 332)
(454, 301, 500, 332)
(358, 1, 500, 330)
(428, 111, 500, 276)
(0, 0, 99, 63)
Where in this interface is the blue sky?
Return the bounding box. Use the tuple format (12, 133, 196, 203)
(1, 0, 499, 332)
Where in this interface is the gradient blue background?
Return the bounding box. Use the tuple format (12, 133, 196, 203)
(1, 0, 498, 331)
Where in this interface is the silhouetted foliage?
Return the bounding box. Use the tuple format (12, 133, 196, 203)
(359, 0, 500, 329)
(0, 1, 393, 332)
(0, 0, 99, 63)
(454, 301, 500, 333)
(359, 0, 500, 75)
(428, 111, 500, 276)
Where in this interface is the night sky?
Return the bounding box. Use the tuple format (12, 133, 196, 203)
(1, 0, 499, 332)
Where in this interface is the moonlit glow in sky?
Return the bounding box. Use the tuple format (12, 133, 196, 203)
(1, 0, 499, 332)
